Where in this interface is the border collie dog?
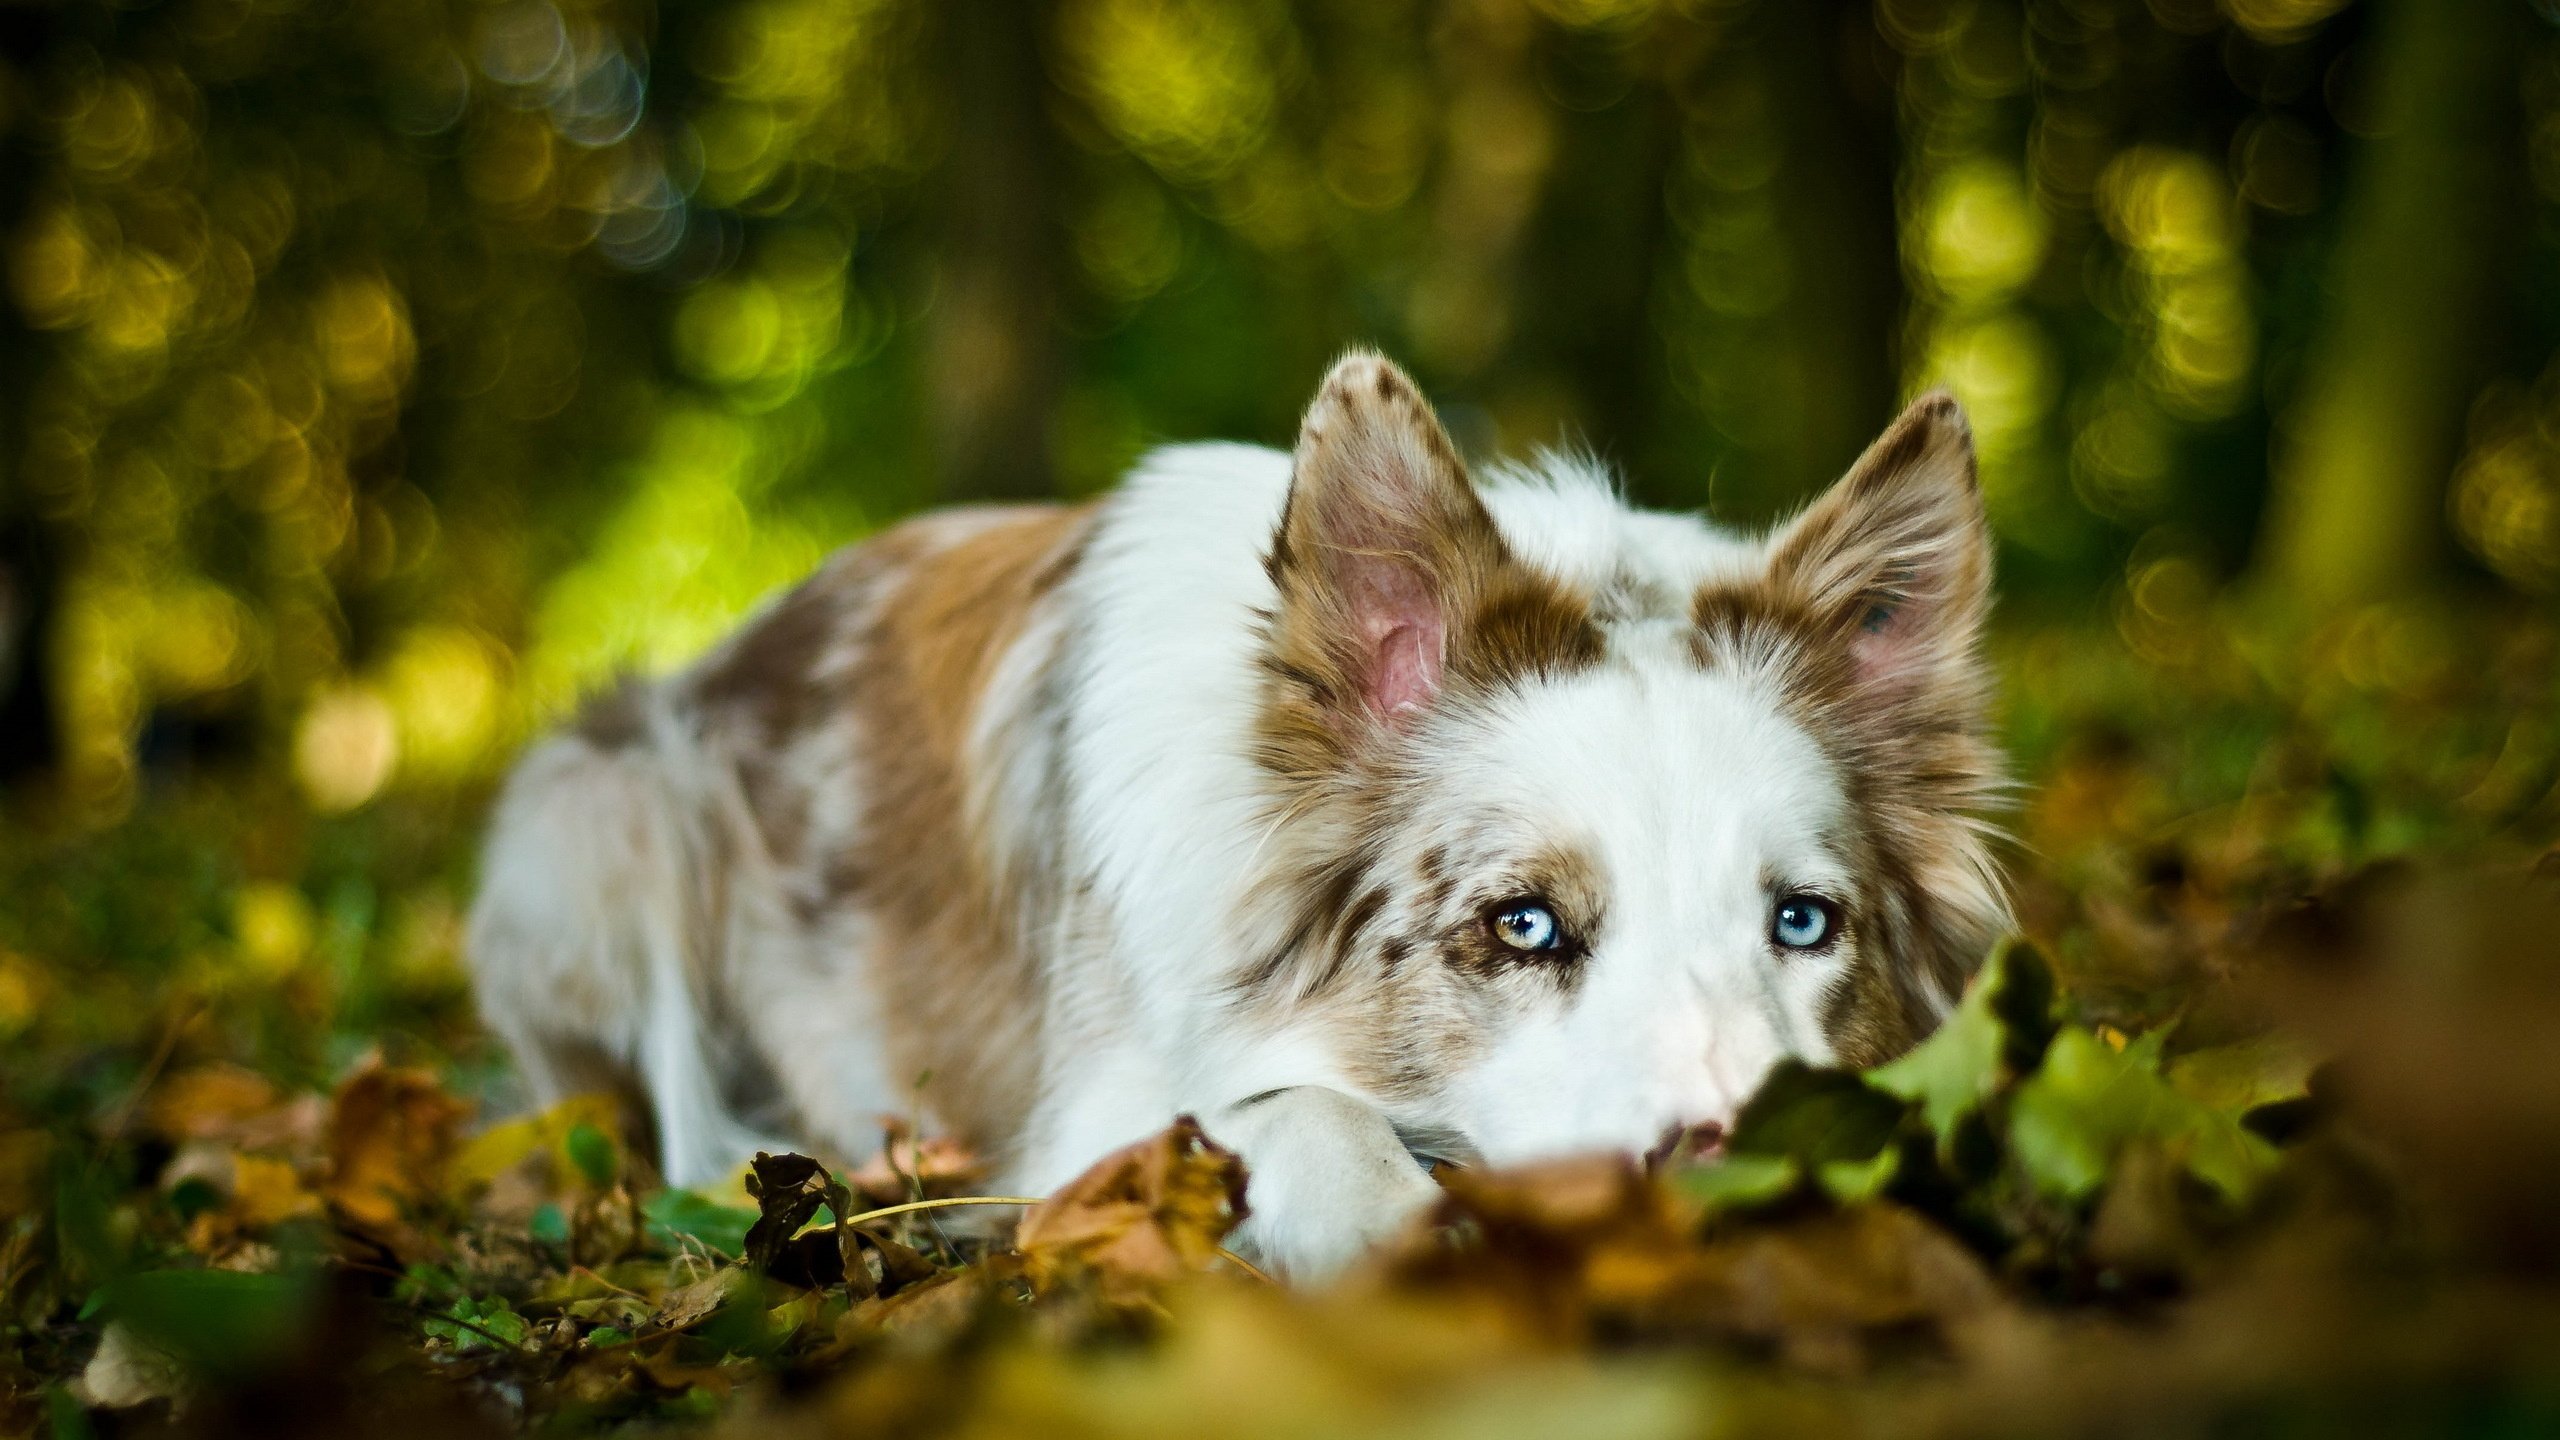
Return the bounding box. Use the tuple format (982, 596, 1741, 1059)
(467, 352, 2008, 1278)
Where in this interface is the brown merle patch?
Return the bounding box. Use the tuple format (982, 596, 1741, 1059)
(827, 503, 1097, 1165)
(573, 678, 649, 750)
(693, 568, 856, 746)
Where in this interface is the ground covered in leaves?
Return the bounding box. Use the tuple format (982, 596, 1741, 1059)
(6, 611, 2560, 1439)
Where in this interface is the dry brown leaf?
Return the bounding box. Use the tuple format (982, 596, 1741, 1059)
(1386, 1154, 1690, 1330)
(1434, 1153, 1676, 1246)
(651, 1267, 758, 1334)
(143, 1064, 326, 1154)
(1015, 1116, 1247, 1305)
(1396, 1154, 2000, 1370)
(1636, 1206, 2004, 1372)
(144, 1064, 280, 1140)
(842, 1264, 1007, 1346)
(323, 1060, 470, 1249)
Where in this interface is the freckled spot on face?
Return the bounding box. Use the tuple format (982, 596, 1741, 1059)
(1419, 846, 1451, 887)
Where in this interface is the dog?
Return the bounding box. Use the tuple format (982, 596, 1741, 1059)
(465, 351, 2008, 1278)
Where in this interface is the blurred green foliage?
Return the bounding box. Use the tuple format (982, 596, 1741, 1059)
(1, 0, 2556, 830)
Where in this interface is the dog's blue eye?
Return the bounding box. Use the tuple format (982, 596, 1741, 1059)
(1771, 895, 1838, 950)
(1490, 901, 1562, 952)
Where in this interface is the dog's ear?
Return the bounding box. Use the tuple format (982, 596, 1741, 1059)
(1764, 392, 1992, 702)
(1267, 351, 1506, 729)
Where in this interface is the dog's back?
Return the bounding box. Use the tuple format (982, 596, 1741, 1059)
(468, 503, 1096, 1185)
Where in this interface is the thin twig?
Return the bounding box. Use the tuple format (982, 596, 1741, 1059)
(839, 1194, 1042, 1225)
(1213, 1247, 1277, 1285)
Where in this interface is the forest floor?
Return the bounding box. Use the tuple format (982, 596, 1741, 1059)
(5, 605, 2560, 1439)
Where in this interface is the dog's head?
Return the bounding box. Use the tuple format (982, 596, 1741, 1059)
(1242, 352, 2008, 1167)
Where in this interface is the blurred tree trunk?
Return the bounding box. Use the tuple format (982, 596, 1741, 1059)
(0, 518, 62, 786)
(2249, 0, 2526, 609)
(0, 5, 61, 785)
(1762, 0, 1903, 494)
(927, 0, 1068, 502)
(1519, 21, 1673, 475)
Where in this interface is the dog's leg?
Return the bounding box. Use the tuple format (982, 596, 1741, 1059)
(1206, 1087, 1442, 1281)
(631, 888, 779, 1188)
(469, 725, 777, 1191)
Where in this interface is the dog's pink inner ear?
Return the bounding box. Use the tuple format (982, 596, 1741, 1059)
(1275, 352, 1495, 730)
(1370, 619, 1439, 718)
(1846, 575, 1937, 688)
(1768, 392, 1990, 694)
(1310, 491, 1456, 728)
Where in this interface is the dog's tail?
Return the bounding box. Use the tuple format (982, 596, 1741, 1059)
(464, 684, 768, 1187)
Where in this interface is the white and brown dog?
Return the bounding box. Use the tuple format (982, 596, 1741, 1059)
(467, 352, 2008, 1278)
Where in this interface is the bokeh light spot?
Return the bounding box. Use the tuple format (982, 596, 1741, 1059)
(294, 685, 400, 812)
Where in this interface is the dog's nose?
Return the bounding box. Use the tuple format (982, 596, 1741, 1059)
(1644, 1120, 1728, 1171)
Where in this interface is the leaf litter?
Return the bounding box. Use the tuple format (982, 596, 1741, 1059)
(7, 624, 2560, 1435)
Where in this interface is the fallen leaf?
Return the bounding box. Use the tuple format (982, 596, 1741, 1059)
(323, 1060, 469, 1250)
(73, 1322, 189, 1410)
(1726, 1062, 1906, 1166)
(1869, 938, 2057, 1150)
(89, 1267, 319, 1380)
(143, 1065, 326, 1154)
(1016, 1116, 1248, 1305)
(1645, 1205, 2005, 1372)
(230, 1152, 325, 1229)
(742, 1152, 838, 1274)
(650, 1267, 761, 1334)
(644, 1187, 761, 1259)
(1396, 1153, 1691, 1330)
(2009, 1027, 2279, 1204)
(2164, 1034, 2319, 1114)
(448, 1091, 623, 1198)
(144, 1065, 280, 1141)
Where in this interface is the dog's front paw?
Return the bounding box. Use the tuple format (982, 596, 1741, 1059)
(1216, 1089, 1445, 1281)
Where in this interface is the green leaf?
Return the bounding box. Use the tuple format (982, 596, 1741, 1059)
(2008, 1028, 2281, 1205)
(166, 1176, 222, 1222)
(1869, 937, 2056, 1147)
(91, 1268, 318, 1378)
(47, 1385, 97, 1440)
(426, 1297, 529, 1352)
(1727, 1061, 1906, 1165)
(393, 1263, 462, 1306)
(643, 1188, 759, 1258)
(1668, 1154, 1800, 1210)
(1816, 1147, 1902, 1204)
(565, 1122, 620, 1190)
(2165, 1033, 2319, 1114)
(2179, 1105, 2287, 1203)
(530, 1203, 570, 1247)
